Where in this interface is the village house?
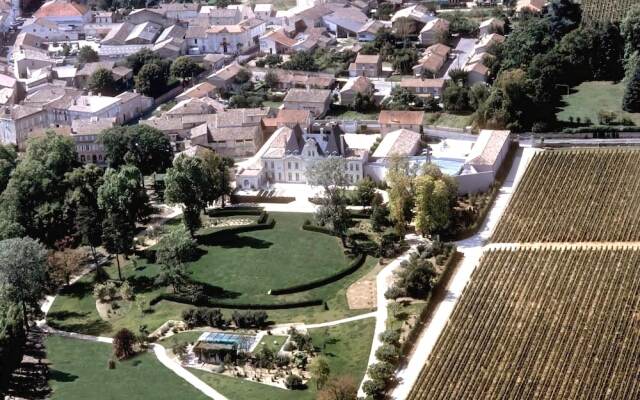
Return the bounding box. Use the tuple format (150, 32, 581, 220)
(198, 6, 241, 25)
(203, 53, 228, 71)
(126, 8, 170, 27)
(21, 17, 76, 41)
(166, 98, 224, 117)
(75, 61, 133, 89)
(282, 88, 332, 118)
(262, 108, 313, 136)
(176, 82, 217, 101)
(473, 33, 505, 55)
(156, 3, 200, 22)
(94, 11, 117, 24)
(253, 3, 275, 21)
(321, 5, 368, 38)
(464, 62, 490, 85)
(186, 18, 265, 55)
(357, 20, 389, 42)
(70, 117, 116, 164)
(399, 78, 446, 98)
(250, 68, 336, 90)
(33, 0, 91, 27)
(259, 28, 297, 54)
(348, 53, 382, 78)
(208, 62, 245, 92)
(412, 43, 451, 77)
(0, 105, 47, 149)
(516, 0, 547, 14)
(391, 4, 434, 31)
(419, 17, 449, 46)
(339, 75, 373, 106)
(378, 110, 424, 134)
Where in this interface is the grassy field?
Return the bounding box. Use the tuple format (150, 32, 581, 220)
(424, 112, 473, 129)
(190, 318, 375, 400)
(46, 336, 210, 400)
(262, 101, 282, 109)
(48, 213, 378, 336)
(557, 81, 640, 126)
(254, 335, 288, 352)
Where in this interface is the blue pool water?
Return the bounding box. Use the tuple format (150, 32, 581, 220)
(431, 157, 465, 176)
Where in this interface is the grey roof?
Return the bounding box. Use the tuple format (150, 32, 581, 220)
(156, 24, 186, 42)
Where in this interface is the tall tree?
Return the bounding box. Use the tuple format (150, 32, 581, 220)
(135, 63, 167, 97)
(0, 237, 48, 329)
(310, 355, 331, 389)
(623, 61, 640, 112)
(201, 152, 234, 207)
(77, 46, 99, 64)
(88, 68, 116, 95)
(101, 125, 172, 175)
(170, 56, 203, 83)
(164, 155, 216, 235)
(0, 134, 78, 246)
(0, 145, 17, 194)
(306, 157, 352, 245)
(386, 156, 417, 236)
(155, 226, 196, 292)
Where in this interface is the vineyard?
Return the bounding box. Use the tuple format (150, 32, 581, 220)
(408, 246, 640, 400)
(491, 148, 640, 243)
(581, 0, 640, 23)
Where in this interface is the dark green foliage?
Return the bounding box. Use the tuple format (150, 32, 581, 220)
(170, 56, 203, 82)
(392, 48, 418, 75)
(355, 178, 377, 207)
(284, 374, 304, 390)
(0, 134, 79, 245)
(100, 125, 172, 174)
(282, 51, 318, 71)
(547, 0, 582, 39)
(374, 343, 400, 364)
(368, 362, 395, 382)
(113, 328, 136, 360)
(623, 61, 640, 111)
(182, 307, 226, 328)
(88, 68, 116, 95)
(442, 84, 470, 112)
(135, 63, 167, 97)
(77, 46, 99, 64)
(0, 145, 17, 194)
(0, 299, 25, 394)
(231, 310, 269, 328)
(362, 378, 386, 398)
(395, 254, 437, 298)
(441, 12, 479, 36)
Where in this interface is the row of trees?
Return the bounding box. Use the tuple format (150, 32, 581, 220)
(622, 6, 640, 112)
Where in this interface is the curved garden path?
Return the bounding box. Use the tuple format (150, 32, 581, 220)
(391, 147, 539, 399)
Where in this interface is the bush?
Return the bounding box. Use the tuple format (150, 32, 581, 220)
(182, 307, 226, 328)
(120, 281, 134, 301)
(152, 293, 323, 310)
(113, 329, 136, 360)
(362, 379, 386, 398)
(379, 329, 401, 346)
(93, 281, 118, 302)
(384, 286, 404, 300)
(285, 373, 304, 390)
(435, 254, 447, 266)
(375, 343, 400, 364)
(231, 310, 269, 329)
(368, 362, 395, 382)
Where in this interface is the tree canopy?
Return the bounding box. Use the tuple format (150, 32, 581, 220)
(101, 125, 172, 175)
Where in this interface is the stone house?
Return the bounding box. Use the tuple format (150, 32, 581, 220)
(378, 110, 424, 134)
(348, 53, 381, 78)
(282, 88, 332, 118)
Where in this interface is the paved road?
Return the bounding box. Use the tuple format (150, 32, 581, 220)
(391, 146, 539, 399)
(444, 38, 476, 80)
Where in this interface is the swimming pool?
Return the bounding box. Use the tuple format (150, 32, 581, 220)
(197, 332, 256, 352)
(431, 157, 465, 176)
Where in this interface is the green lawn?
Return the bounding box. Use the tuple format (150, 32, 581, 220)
(262, 101, 282, 109)
(424, 112, 474, 129)
(48, 213, 378, 336)
(255, 335, 288, 352)
(557, 81, 640, 125)
(160, 331, 203, 350)
(190, 318, 375, 400)
(46, 336, 209, 400)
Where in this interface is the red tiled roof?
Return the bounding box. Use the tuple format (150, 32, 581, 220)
(34, 0, 88, 18)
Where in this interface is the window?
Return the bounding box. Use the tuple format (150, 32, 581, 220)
(295, 173, 299, 181)
(295, 162, 299, 169)
(355, 164, 360, 171)
(278, 172, 282, 180)
(288, 162, 291, 169)
(288, 173, 292, 181)
(270, 161, 274, 169)
(349, 164, 353, 171)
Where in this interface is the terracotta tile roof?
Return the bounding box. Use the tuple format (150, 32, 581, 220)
(372, 128, 420, 158)
(416, 52, 445, 73)
(180, 82, 216, 99)
(465, 129, 510, 167)
(340, 75, 372, 94)
(399, 78, 445, 89)
(378, 110, 424, 125)
(464, 61, 489, 76)
(207, 24, 246, 34)
(34, 0, 88, 18)
(275, 109, 311, 125)
(355, 53, 380, 64)
(420, 17, 449, 33)
(262, 29, 297, 47)
(426, 43, 451, 57)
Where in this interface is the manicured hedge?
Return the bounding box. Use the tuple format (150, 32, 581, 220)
(205, 208, 263, 217)
(150, 293, 323, 309)
(231, 194, 295, 204)
(199, 218, 275, 238)
(269, 253, 367, 295)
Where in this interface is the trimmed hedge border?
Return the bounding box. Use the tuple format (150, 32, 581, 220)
(150, 293, 323, 309)
(198, 217, 275, 237)
(269, 253, 367, 295)
(231, 194, 295, 204)
(205, 208, 264, 217)
(302, 222, 336, 236)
